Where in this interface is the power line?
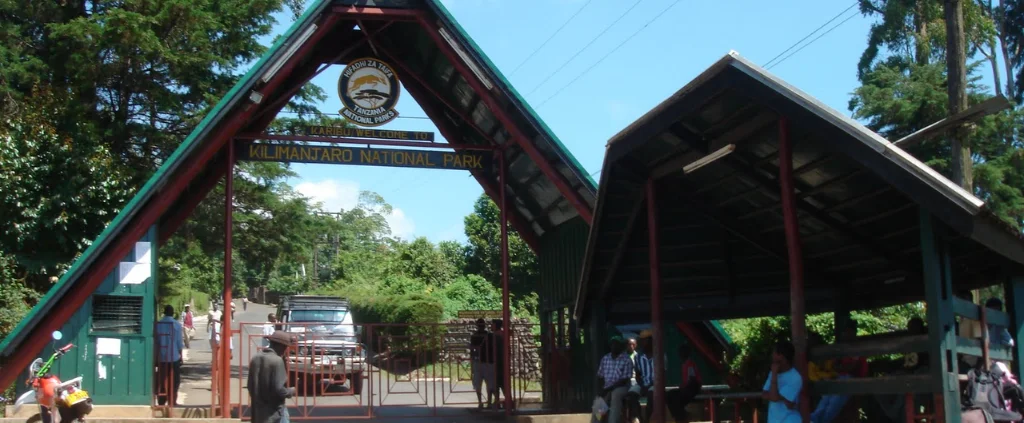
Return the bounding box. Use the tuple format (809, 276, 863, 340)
(535, 0, 684, 108)
(762, 2, 858, 69)
(509, 0, 596, 76)
(523, 0, 646, 97)
(766, 10, 859, 70)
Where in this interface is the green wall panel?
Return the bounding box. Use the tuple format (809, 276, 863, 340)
(20, 226, 157, 405)
(537, 217, 589, 312)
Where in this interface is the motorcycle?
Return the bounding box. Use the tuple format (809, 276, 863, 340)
(13, 330, 94, 423)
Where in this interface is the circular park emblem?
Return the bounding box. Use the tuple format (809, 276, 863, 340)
(338, 57, 400, 127)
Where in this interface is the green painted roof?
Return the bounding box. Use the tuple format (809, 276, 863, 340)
(1, 0, 601, 357)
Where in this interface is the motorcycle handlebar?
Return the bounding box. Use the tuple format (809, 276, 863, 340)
(58, 343, 74, 353)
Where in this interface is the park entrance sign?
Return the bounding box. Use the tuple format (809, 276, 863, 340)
(238, 143, 492, 170)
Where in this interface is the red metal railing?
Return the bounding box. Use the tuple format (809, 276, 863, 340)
(227, 321, 544, 420)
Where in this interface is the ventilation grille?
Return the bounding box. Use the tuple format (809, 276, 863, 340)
(92, 295, 143, 334)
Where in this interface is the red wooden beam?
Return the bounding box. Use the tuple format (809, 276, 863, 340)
(779, 117, 811, 422)
(414, 14, 594, 224)
(249, 21, 395, 126)
(674, 322, 725, 372)
(0, 10, 343, 391)
(397, 56, 541, 251)
(370, 36, 500, 147)
(235, 133, 499, 150)
(648, 178, 666, 423)
(332, 5, 420, 20)
(158, 159, 227, 245)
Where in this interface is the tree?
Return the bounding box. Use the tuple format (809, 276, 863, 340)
(463, 194, 539, 307)
(0, 88, 132, 288)
(0, 0, 309, 183)
(853, 0, 1024, 228)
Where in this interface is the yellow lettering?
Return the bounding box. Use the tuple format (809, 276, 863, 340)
(394, 151, 406, 165)
(288, 147, 299, 160)
(426, 153, 436, 167)
(360, 150, 372, 164)
(342, 149, 353, 162)
(300, 147, 311, 161)
(469, 154, 481, 169)
(329, 148, 341, 162)
(443, 154, 454, 167)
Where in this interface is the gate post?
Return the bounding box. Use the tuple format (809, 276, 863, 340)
(498, 151, 513, 414)
(221, 139, 235, 417)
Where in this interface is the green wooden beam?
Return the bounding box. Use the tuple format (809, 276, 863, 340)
(952, 296, 1011, 326)
(1004, 275, 1024, 375)
(919, 209, 961, 423)
(812, 374, 934, 395)
(810, 334, 929, 361)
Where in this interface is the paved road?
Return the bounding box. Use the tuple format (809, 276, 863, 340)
(175, 300, 529, 419)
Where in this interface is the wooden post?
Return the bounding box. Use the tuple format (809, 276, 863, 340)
(1004, 275, 1024, 375)
(777, 117, 810, 422)
(647, 179, 666, 423)
(919, 210, 961, 422)
(221, 139, 235, 418)
(945, 0, 972, 190)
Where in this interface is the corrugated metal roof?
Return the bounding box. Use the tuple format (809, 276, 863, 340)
(575, 52, 1024, 323)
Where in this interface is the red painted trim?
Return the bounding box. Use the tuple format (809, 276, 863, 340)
(648, 179, 666, 423)
(779, 117, 811, 422)
(235, 133, 499, 150)
(372, 41, 501, 147)
(414, 14, 594, 224)
(158, 162, 227, 245)
(332, 6, 420, 20)
(0, 10, 343, 391)
(396, 58, 542, 250)
(675, 322, 725, 372)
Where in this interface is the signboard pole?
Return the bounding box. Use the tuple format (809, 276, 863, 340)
(499, 151, 512, 415)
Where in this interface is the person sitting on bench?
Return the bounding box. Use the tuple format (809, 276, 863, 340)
(594, 336, 633, 423)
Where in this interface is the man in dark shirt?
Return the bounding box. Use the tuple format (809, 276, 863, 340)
(248, 331, 298, 423)
(469, 318, 490, 408)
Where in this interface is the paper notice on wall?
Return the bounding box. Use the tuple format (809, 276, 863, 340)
(118, 261, 150, 285)
(96, 337, 121, 356)
(97, 360, 108, 380)
(134, 241, 152, 264)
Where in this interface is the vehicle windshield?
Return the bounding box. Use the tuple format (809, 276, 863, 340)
(290, 309, 348, 323)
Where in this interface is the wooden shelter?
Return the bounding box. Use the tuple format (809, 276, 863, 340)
(574, 52, 1024, 422)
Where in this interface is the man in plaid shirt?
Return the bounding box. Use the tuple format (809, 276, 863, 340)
(594, 336, 634, 423)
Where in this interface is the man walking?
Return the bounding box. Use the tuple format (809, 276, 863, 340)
(262, 314, 278, 349)
(249, 331, 298, 423)
(156, 305, 184, 406)
(180, 305, 195, 350)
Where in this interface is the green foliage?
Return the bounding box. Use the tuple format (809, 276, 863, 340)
(0, 252, 39, 341)
(438, 275, 503, 320)
(722, 305, 925, 390)
(0, 88, 132, 286)
(464, 194, 539, 312)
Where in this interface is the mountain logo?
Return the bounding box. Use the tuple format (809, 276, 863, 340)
(338, 57, 401, 127)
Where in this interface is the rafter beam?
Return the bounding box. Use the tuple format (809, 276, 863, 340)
(416, 14, 593, 224)
(598, 189, 646, 300)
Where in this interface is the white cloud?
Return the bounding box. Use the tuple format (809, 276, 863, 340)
(295, 179, 360, 213)
(385, 208, 416, 240)
(294, 178, 415, 239)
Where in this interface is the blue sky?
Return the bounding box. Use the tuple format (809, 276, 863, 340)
(266, 0, 877, 243)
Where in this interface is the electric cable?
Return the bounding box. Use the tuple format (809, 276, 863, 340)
(509, 0, 596, 75)
(765, 10, 859, 70)
(762, 2, 858, 69)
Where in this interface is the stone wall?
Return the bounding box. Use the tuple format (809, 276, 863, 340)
(442, 318, 542, 382)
